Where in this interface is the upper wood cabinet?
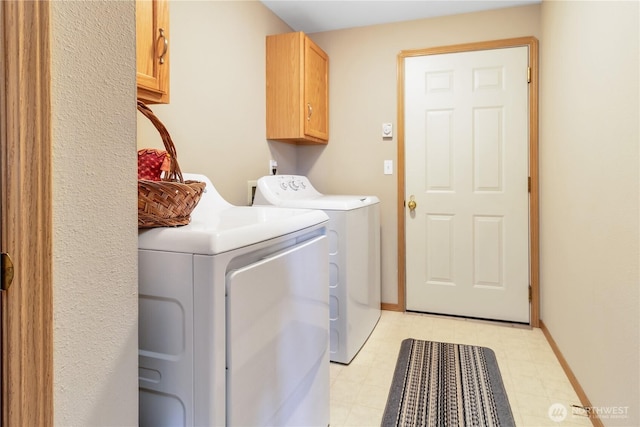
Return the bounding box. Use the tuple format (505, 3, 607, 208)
(266, 32, 329, 144)
(136, 0, 170, 104)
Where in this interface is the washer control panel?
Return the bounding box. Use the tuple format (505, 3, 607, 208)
(278, 176, 307, 192)
(254, 174, 381, 210)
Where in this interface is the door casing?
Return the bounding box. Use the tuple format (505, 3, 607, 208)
(1, 1, 54, 425)
(394, 37, 539, 327)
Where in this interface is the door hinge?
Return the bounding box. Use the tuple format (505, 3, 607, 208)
(528, 285, 532, 302)
(1, 252, 15, 291)
(527, 67, 531, 84)
(528, 176, 531, 192)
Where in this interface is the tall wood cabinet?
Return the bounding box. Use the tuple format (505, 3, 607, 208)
(266, 32, 329, 144)
(136, 0, 170, 104)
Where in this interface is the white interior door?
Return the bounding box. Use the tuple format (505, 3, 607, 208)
(404, 47, 530, 323)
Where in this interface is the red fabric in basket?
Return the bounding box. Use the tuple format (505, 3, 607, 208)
(138, 148, 170, 181)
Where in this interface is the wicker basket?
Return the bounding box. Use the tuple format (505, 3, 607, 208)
(137, 101, 206, 228)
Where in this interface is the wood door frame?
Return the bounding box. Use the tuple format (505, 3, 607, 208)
(1, 1, 54, 425)
(393, 37, 539, 327)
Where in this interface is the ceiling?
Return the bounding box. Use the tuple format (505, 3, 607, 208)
(260, 0, 540, 33)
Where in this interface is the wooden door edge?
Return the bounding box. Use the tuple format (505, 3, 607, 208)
(1, 1, 54, 425)
(396, 51, 407, 312)
(396, 37, 540, 327)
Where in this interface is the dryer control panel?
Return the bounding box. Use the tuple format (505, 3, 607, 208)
(255, 175, 322, 202)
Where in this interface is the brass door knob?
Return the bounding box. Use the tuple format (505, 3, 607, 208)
(407, 195, 417, 212)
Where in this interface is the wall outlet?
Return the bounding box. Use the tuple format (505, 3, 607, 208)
(269, 160, 278, 175)
(247, 180, 257, 205)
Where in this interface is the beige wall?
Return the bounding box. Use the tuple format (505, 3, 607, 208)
(51, 1, 138, 425)
(305, 5, 541, 304)
(137, 0, 295, 205)
(540, 1, 639, 424)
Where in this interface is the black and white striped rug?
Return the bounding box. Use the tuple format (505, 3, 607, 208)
(382, 339, 515, 427)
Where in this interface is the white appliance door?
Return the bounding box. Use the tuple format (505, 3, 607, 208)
(226, 235, 329, 427)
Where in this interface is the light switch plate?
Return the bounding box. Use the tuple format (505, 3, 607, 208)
(384, 160, 393, 175)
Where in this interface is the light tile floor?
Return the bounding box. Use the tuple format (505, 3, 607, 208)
(330, 310, 593, 427)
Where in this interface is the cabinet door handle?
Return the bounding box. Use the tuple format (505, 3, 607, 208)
(158, 28, 168, 65)
(307, 103, 313, 121)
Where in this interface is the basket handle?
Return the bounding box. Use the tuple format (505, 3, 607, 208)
(137, 100, 184, 183)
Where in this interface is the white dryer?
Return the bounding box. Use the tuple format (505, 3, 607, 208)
(138, 174, 330, 427)
(253, 175, 381, 364)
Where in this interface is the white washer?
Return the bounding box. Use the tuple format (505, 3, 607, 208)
(253, 175, 381, 364)
(138, 174, 330, 427)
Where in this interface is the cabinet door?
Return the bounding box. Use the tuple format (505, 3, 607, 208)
(303, 37, 329, 141)
(136, 0, 170, 104)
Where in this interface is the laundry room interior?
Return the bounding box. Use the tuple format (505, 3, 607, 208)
(43, 0, 639, 426)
